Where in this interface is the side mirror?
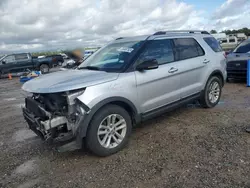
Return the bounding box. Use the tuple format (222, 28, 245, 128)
(136, 59, 158, 71)
(2, 60, 6, 64)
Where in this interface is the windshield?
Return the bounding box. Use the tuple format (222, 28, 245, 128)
(79, 41, 143, 72)
(233, 40, 250, 53)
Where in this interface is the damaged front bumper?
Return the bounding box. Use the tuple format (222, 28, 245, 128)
(22, 96, 86, 151)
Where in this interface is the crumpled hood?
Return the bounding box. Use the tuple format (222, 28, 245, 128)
(22, 69, 119, 93)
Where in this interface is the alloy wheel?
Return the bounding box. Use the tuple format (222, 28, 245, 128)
(97, 114, 127, 149)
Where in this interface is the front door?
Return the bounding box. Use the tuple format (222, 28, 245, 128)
(14, 54, 33, 72)
(135, 38, 181, 113)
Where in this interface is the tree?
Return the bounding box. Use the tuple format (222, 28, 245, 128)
(210, 30, 217, 34)
(221, 27, 250, 36)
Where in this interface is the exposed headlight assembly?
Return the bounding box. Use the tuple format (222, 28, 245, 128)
(66, 89, 85, 105)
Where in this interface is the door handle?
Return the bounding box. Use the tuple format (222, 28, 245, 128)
(203, 59, 210, 64)
(168, 67, 178, 73)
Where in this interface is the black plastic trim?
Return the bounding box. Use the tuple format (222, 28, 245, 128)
(141, 93, 201, 121)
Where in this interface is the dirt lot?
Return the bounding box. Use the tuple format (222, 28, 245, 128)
(0, 78, 250, 188)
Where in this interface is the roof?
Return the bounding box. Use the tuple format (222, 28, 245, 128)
(113, 30, 210, 43)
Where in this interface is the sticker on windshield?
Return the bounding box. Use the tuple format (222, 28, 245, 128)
(117, 47, 134, 53)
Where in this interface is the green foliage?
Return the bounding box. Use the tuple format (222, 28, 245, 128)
(210, 30, 217, 34)
(221, 27, 250, 36)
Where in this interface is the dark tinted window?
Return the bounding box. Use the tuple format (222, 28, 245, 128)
(234, 40, 250, 53)
(137, 39, 174, 65)
(229, 38, 235, 43)
(15, 54, 28, 61)
(174, 38, 204, 60)
(3, 55, 15, 63)
(221, 39, 227, 43)
(204, 37, 223, 52)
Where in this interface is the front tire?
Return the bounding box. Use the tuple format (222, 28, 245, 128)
(200, 76, 222, 108)
(86, 105, 132, 156)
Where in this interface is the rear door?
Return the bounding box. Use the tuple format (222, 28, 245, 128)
(14, 53, 33, 72)
(173, 38, 207, 99)
(135, 38, 181, 113)
(0, 55, 16, 73)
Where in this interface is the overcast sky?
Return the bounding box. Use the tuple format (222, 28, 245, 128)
(0, 0, 250, 53)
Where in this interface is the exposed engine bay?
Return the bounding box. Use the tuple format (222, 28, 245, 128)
(22, 90, 86, 142)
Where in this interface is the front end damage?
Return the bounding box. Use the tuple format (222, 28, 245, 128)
(22, 89, 88, 150)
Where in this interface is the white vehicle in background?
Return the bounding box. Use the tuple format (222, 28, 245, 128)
(84, 49, 98, 59)
(220, 36, 240, 51)
(59, 53, 69, 59)
(38, 55, 46, 58)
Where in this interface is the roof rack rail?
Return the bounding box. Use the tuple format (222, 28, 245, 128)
(153, 30, 210, 35)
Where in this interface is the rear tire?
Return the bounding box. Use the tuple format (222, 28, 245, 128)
(40, 64, 49, 74)
(200, 76, 222, 108)
(86, 105, 132, 157)
(58, 61, 63, 66)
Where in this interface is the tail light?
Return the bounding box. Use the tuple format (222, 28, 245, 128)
(52, 57, 57, 62)
(223, 52, 227, 58)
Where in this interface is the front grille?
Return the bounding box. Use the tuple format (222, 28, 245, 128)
(227, 60, 247, 69)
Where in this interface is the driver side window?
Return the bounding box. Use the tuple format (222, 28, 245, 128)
(136, 39, 174, 66)
(3, 55, 15, 64)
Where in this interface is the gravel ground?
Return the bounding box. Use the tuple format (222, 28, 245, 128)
(0, 78, 250, 188)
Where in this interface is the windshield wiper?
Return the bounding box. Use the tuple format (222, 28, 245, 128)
(78, 66, 100, 70)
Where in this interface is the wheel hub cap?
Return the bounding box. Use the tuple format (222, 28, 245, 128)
(97, 114, 127, 149)
(208, 81, 220, 103)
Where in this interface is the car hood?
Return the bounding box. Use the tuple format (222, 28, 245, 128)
(22, 69, 119, 93)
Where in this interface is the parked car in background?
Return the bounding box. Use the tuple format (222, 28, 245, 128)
(59, 53, 69, 59)
(22, 30, 226, 156)
(227, 38, 250, 80)
(47, 54, 64, 66)
(220, 36, 239, 51)
(0, 53, 60, 77)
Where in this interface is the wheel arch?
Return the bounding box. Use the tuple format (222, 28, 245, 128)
(39, 62, 51, 68)
(77, 97, 140, 140)
(207, 70, 224, 87)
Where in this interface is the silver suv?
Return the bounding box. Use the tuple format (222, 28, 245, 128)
(22, 30, 227, 156)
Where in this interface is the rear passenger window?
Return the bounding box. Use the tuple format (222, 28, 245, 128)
(204, 37, 223, 52)
(137, 39, 174, 65)
(229, 38, 236, 43)
(173, 38, 204, 61)
(15, 54, 28, 61)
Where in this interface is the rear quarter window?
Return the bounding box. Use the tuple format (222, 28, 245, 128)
(204, 37, 223, 52)
(173, 38, 205, 61)
(15, 54, 29, 61)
